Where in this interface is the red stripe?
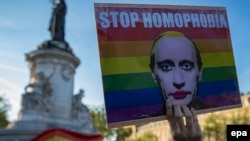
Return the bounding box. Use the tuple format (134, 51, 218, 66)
(32, 128, 103, 141)
(97, 27, 230, 41)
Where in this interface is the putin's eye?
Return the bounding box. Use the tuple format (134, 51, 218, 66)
(158, 63, 173, 72)
(181, 62, 194, 71)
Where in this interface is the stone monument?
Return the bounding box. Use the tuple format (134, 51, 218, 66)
(0, 0, 96, 140)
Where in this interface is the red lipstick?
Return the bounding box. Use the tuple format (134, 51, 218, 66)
(171, 91, 188, 99)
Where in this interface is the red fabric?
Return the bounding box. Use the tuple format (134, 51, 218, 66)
(32, 128, 103, 141)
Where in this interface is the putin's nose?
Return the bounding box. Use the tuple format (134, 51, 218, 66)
(173, 69, 185, 89)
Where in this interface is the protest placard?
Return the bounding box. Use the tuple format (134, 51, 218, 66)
(94, 3, 241, 127)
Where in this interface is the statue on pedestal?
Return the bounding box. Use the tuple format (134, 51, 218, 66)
(0, 2, 96, 140)
(72, 89, 86, 120)
(49, 0, 66, 42)
(72, 89, 94, 132)
(39, 0, 72, 53)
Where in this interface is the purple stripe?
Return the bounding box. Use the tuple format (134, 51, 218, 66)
(106, 104, 163, 123)
(106, 92, 241, 124)
(200, 92, 241, 107)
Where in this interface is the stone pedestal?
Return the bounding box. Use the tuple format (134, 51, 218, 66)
(0, 41, 96, 141)
(26, 46, 79, 120)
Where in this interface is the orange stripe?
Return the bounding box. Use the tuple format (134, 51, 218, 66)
(99, 39, 233, 58)
(196, 39, 232, 53)
(99, 41, 151, 58)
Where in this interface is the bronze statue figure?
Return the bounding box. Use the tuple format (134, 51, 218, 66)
(39, 0, 72, 53)
(49, 0, 66, 42)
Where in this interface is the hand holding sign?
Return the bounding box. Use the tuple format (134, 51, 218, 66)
(166, 100, 202, 141)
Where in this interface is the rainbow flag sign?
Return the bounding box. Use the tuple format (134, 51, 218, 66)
(94, 3, 241, 127)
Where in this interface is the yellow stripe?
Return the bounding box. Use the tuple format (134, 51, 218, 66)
(202, 52, 235, 68)
(101, 56, 150, 75)
(101, 52, 235, 75)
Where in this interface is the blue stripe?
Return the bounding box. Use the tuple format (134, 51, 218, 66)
(105, 88, 164, 109)
(198, 79, 239, 98)
(104, 79, 239, 110)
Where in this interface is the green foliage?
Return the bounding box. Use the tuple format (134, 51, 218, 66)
(89, 106, 132, 141)
(202, 113, 226, 141)
(89, 106, 113, 139)
(202, 108, 250, 141)
(134, 131, 158, 141)
(115, 127, 132, 141)
(0, 95, 10, 128)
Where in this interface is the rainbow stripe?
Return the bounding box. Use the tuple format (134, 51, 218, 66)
(94, 3, 241, 126)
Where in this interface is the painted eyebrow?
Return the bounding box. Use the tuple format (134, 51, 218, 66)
(157, 59, 175, 66)
(179, 60, 194, 66)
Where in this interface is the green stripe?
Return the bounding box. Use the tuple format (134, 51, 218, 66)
(102, 66, 237, 92)
(103, 72, 157, 92)
(202, 66, 237, 82)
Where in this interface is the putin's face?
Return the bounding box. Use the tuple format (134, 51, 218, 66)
(152, 36, 202, 106)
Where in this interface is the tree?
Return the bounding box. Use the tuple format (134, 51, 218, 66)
(89, 106, 132, 141)
(202, 113, 226, 141)
(0, 95, 10, 128)
(114, 127, 132, 141)
(134, 131, 158, 141)
(202, 107, 250, 141)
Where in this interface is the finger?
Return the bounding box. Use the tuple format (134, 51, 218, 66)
(190, 107, 198, 124)
(181, 105, 193, 129)
(174, 105, 183, 117)
(191, 107, 202, 134)
(174, 105, 185, 131)
(165, 100, 178, 130)
(165, 100, 173, 118)
(172, 131, 186, 141)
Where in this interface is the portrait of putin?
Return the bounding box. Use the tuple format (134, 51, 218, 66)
(149, 31, 203, 107)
